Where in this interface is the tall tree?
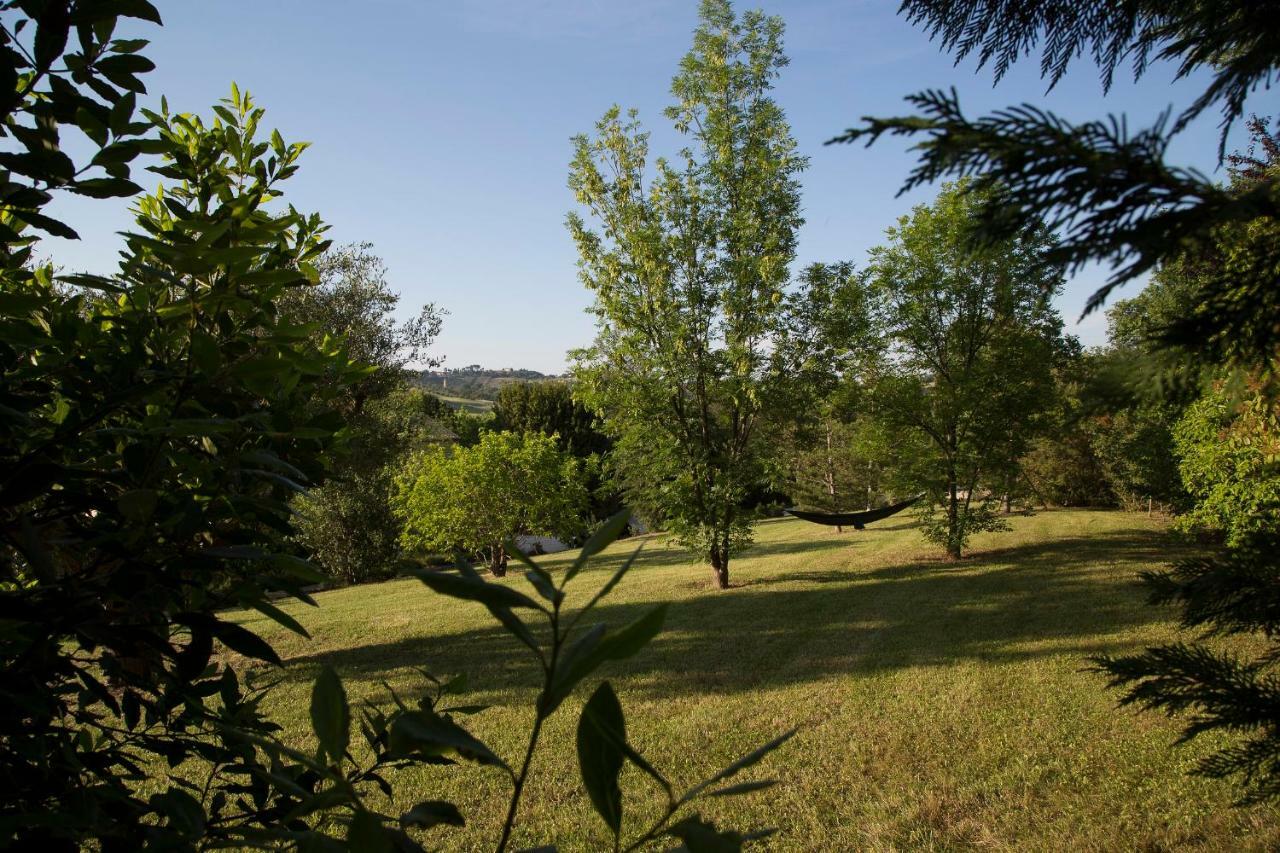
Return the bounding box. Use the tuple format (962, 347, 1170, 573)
(280, 243, 445, 585)
(280, 241, 442, 415)
(567, 0, 805, 588)
(864, 182, 1064, 558)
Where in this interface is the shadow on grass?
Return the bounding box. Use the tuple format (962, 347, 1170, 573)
(284, 526, 1194, 702)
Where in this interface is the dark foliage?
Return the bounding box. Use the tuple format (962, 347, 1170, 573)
(492, 380, 610, 458)
(1094, 532, 1280, 803)
(830, 1, 1280, 369)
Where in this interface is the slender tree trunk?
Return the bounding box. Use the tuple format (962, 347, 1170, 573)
(947, 471, 962, 560)
(489, 542, 507, 577)
(825, 422, 843, 533)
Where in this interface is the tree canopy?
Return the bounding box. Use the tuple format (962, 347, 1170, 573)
(568, 0, 805, 588)
(863, 182, 1065, 557)
(394, 431, 588, 575)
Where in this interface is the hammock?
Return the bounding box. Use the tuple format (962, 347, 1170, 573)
(784, 494, 924, 529)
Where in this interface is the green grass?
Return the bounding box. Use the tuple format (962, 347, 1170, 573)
(233, 510, 1280, 850)
(435, 394, 494, 414)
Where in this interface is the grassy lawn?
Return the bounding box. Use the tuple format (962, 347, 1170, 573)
(435, 394, 494, 414)
(232, 510, 1280, 850)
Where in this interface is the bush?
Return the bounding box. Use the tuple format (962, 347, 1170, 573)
(395, 431, 588, 575)
(1173, 382, 1280, 544)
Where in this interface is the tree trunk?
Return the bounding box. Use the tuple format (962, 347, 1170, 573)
(708, 538, 730, 590)
(489, 543, 507, 577)
(825, 423, 843, 533)
(947, 474, 962, 560)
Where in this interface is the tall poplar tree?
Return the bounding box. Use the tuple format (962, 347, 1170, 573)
(567, 0, 805, 588)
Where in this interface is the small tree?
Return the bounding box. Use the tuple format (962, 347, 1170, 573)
(394, 431, 587, 575)
(864, 182, 1064, 558)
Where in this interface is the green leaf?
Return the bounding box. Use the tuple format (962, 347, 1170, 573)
(706, 779, 777, 797)
(210, 620, 281, 666)
(249, 599, 309, 639)
(577, 542, 645, 618)
(269, 553, 328, 584)
(545, 604, 667, 714)
(523, 564, 562, 605)
(189, 331, 220, 374)
(565, 507, 630, 584)
(410, 567, 544, 612)
(399, 800, 465, 830)
(117, 489, 158, 521)
(685, 729, 798, 801)
(389, 709, 509, 771)
(110, 38, 150, 53)
(310, 665, 350, 764)
(347, 810, 393, 853)
(34, 0, 70, 71)
(149, 788, 205, 838)
(16, 208, 77, 240)
(576, 682, 626, 836)
(68, 177, 142, 198)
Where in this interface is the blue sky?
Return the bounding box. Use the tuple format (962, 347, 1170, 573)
(42, 1, 1252, 374)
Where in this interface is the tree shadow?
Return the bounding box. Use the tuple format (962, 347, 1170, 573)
(281, 526, 1190, 704)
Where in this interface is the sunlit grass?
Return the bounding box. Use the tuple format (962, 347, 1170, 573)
(231, 510, 1280, 850)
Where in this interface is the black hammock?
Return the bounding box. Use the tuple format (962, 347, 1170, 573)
(784, 494, 924, 529)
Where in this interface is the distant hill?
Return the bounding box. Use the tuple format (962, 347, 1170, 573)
(412, 366, 564, 402)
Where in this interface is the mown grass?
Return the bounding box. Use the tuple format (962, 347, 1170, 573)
(231, 510, 1280, 850)
(435, 394, 494, 414)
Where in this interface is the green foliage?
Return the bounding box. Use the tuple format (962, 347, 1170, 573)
(492, 380, 621, 529)
(863, 182, 1064, 558)
(493, 380, 609, 458)
(1018, 345, 1117, 508)
(568, 0, 805, 588)
(1172, 384, 1280, 544)
(1089, 403, 1184, 510)
(394, 431, 588, 575)
(295, 465, 403, 584)
(287, 252, 450, 586)
(853, 0, 1280, 801)
(0, 0, 161, 250)
(279, 241, 443, 414)
(831, 1, 1280, 370)
(0, 65, 382, 843)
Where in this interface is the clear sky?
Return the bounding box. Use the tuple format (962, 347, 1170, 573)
(41, 0, 1252, 374)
